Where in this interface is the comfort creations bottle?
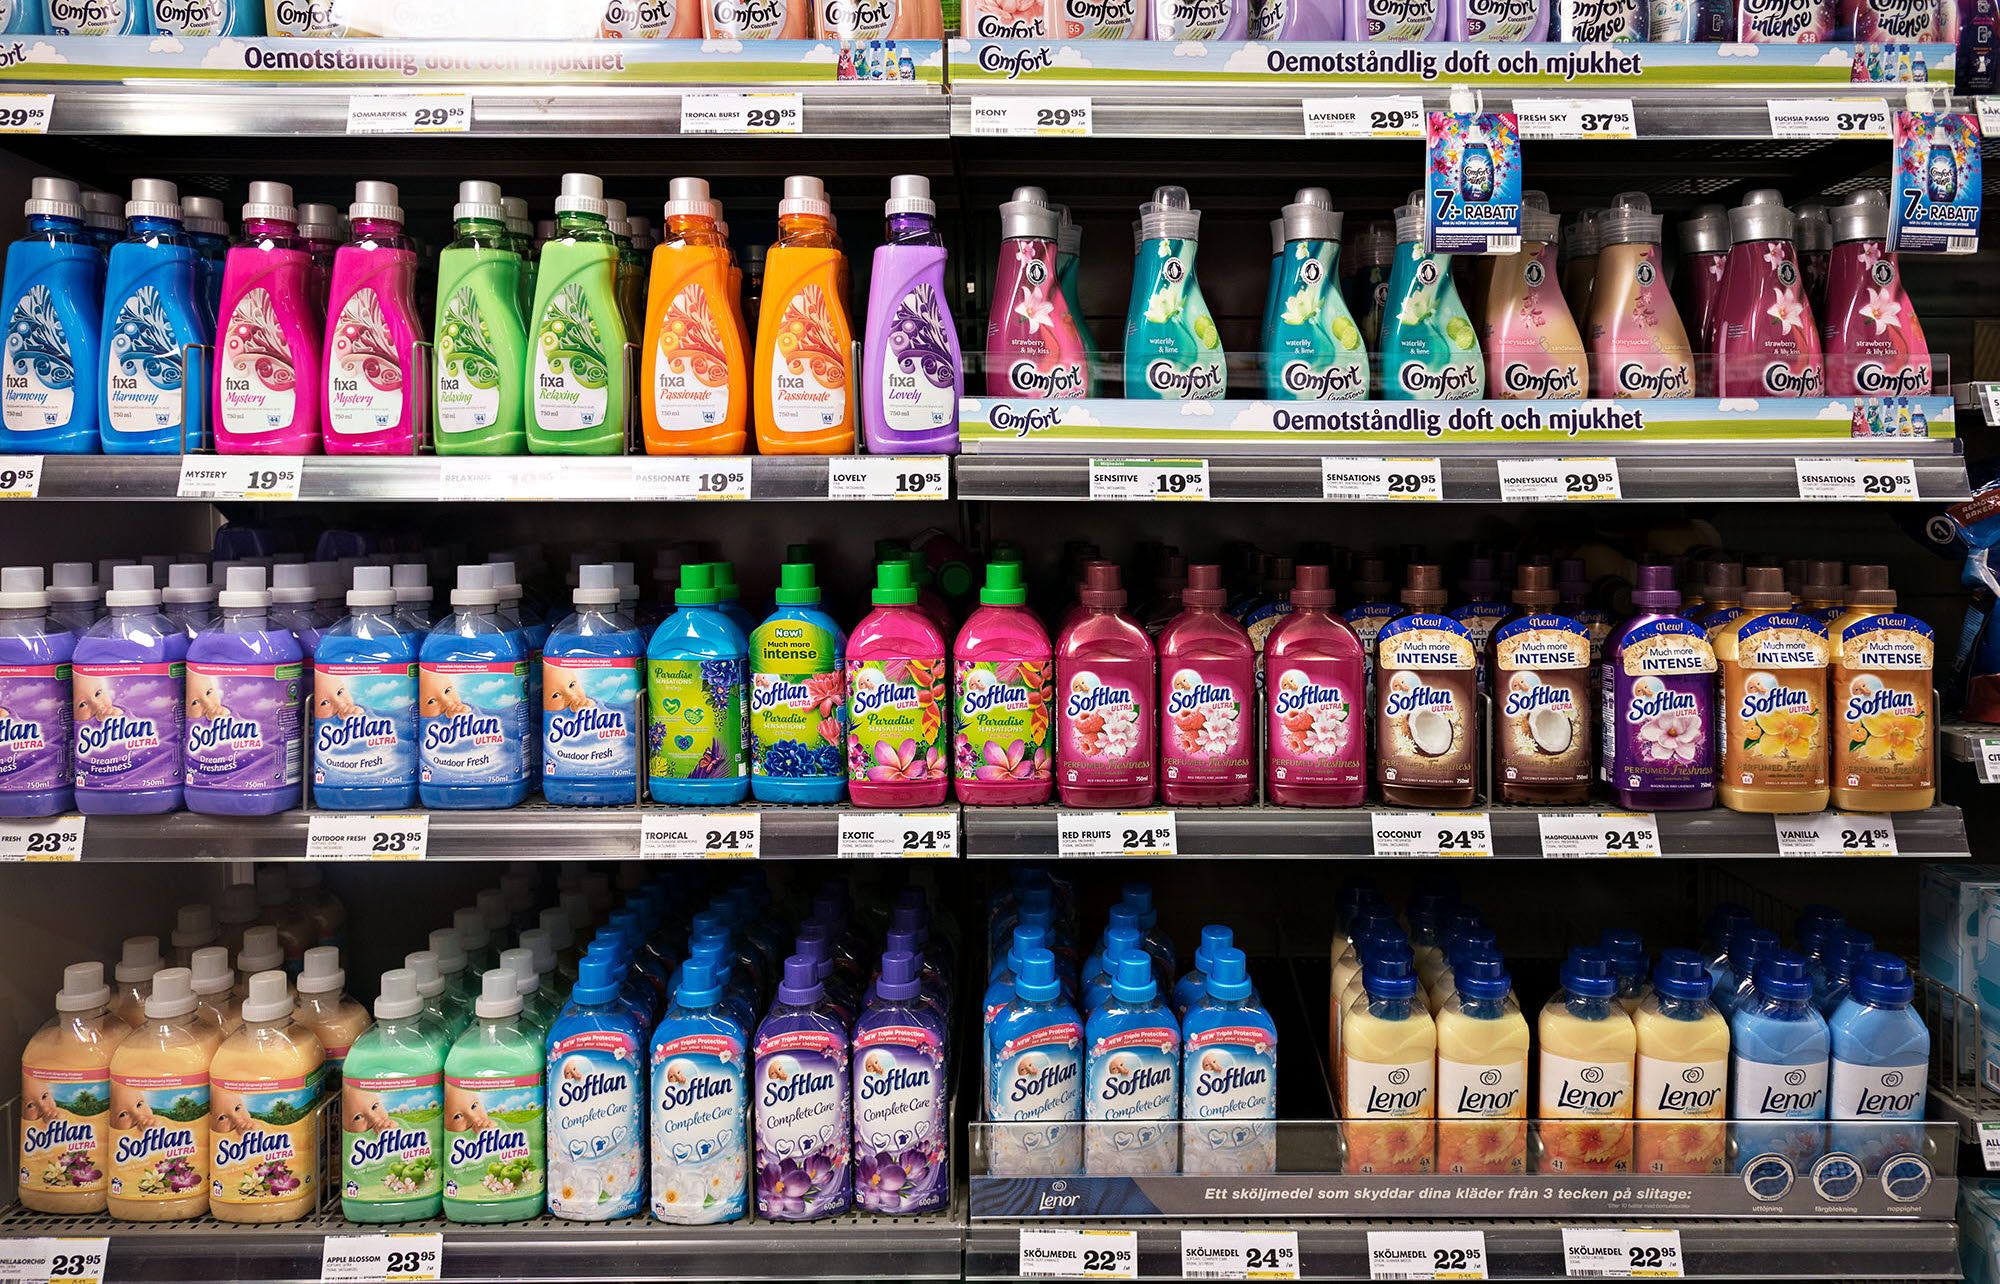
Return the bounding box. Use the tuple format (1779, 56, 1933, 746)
(542, 565, 643, 806)
(754, 177, 854, 455)
(527, 174, 627, 456)
(1380, 194, 1481, 400)
(953, 561, 1053, 806)
(1481, 192, 1585, 401)
(323, 182, 426, 454)
(341, 968, 445, 1224)
(1125, 186, 1224, 402)
(98, 180, 206, 453)
(1822, 190, 1930, 399)
(433, 180, 528, 456)
(862, 176, 961, 455)
(19, 963, 120, 1216)
(1374, 566, 1477, 808)
(214, 182, 320, 454)
(647, 563, 749, 805)
(312, 565, 418, 810)
(643, 178, 748, 456)
(1265, 188, 1367, 401)
(1714, 566, 1829, 814)
(0, 178, 102, 453)
(986, 187, 1090, 400)
(45, 0, 142, 33)
(1714, 191, 1824, 398)
(1827, 565, 1933, 811)
(418, 566, 530, 811)
(1588, 193, 1694, 400)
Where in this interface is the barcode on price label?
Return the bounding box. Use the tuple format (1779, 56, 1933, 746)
(0, 455, 44, 498)
(0, 1237, 111, 1284)
(1089, 458, 1209, 500)
(631, 458, 753, 501)
(1301, 95, 1424, 137)
(347, 94, 471, 134)
(1321, 457, 1443, 501)
(321, 1231, 444, 1282)
(306, 814, 429, 861)
(1773, 811, 1897, 857)
(177, 456, 304, 501)
(1561, 1228, 1683, 1277)
(642, 811, 762, 859)
(1184, 1230, 1301, 1279)
(1367, 1229, 1489, 1279)
(1497, 457, 1621, 502)
(1019, 1228, 1138, 1279)
(1794, 457, 1917, 500)
(827, 455, 949, 500)
(681, 92, 803, 134)
(1538, 811, 1660, 859)
(1057, 810, 1177, 858)
(1373, 811, 1492, 858)
(837, 810, 957, 859)
(0, 815, 85, 861)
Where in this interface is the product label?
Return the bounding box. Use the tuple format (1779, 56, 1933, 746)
(1267, 662, 1363, 788)
(1736, 0, 1831, 41)
(1635, 1054, 1726, 1174)
(853, 1023, 947, 1213)
(21, 1064, 110, 1197)
(968, 0, 1048, 34)
(328, 288, 407, 436)
(845, 657, 945, 788)
(443, 1071, 544, 1207)
(341, 1071, 442, 1208)
(651, 282, 733, 431)
(1829, 1058, 1925, 1118)
(532, 283, 612, 433)
(0, 661, 71, 793)
(547, 1030, 645, 1220)
(954, 658, 1053, 786)
(753, 1028, 849, 1220)
(210, 1069, 321, 1208)
(104, 287, 186, 436)
(1270, 243, 1369, 403)
(266, 0, 347, 34)
(46, 0, 136, 32)
(1085, 1024, 1178, 1175)
(1561, 0, 1645, 40)
(313, 660, 417, 794)
(3, 286, 76, 433)
(708, 0, 793, 37)
(542, 654, 640, 785)
(602, 0, 682, 35)
(1589, 248, 1696, 400)
(1055, 660, 1153, 792)
(1730, 1057, 1828, 1170)
(1059, 0, 1136, 35)
(72, 660, 184, 794)
(879, 282, 957, 435)
(1436, 1056, 1527, 1175)
(151, 0, 229, 35)
(1342, 1055, 1434, 1174)
(650, 1031, 747, 1224)
(1538, 1051, 1633, 1174)
(1463, 0, 1539, 38)
(1722, 613, 1829, 791)
(750, 622, 843, 781)
(1494, 614, 1591, 791)
(417, 658, 527, 788)
(646, 656, 746, 783)
(1374, 615, 1476, 791)
(183, 659, 303, 791)
(108, 1069, 207, 1202)
(1154, 0, 1233, 36)
(768, 284, 849, 434)
(1606, 618, 1715, 794)
(218, 288, 298, 437)
(1833, 613, 1933, 794)
(1363, 0, 1437, 38)
(1161, 661, 1254, 789)
(435, 287, 503, 434)
(1181, 1024, 1277, 1175)
(988, 1021, 1083, 1175)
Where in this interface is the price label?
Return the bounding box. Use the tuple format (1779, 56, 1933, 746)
(681, 91, 803, 134)
(1773, 811, 1898, 857)
(1979, 97, 2000, 138)
(1497, 457, 1622, 502)
(1183, 1229, 1302, 1279)
(0, 1238, 111, 1284)
(1794, 457, 1918, 500)
(1514, 97, 1636, 139)
(1321, 456, 1443, 501)
(1367, 1230, 1489, 1280)
(1537, 811, 1661, 859)
(1019, 1228, 1138, 1279)
(1561, 1228, 1683, 1278)
(438, 459, 564, 500)
(321, 1232, 445, 1282)
(0, 815, 85, 862)
(1089, 458, 1209, 501)
(306, 814, 430, 861)
(177, 455, 304, 501)
(967, 96, 1093, 136)
(1372, 811, 1492, 858)
(1980, 1121, 2000, 1170)
(1056, 810, 1178, 858)
(827, 455, 949, 501)
(1979, 382, 2000, 426)
(642, 811, 762, 859)
(630, 457, 753, 501)
(1767, 96, 1890, 138)
(347, 93, 471, 134)
(1976, 736, 2000, 784)
(0, 455, 44, 498)
(837, 810, 958, 859)
(1301, 95, 1425, 138)
(0, 93, 54, 134)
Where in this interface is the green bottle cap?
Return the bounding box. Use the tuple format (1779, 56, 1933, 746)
(981, 561, 1028, 606)
(786, 543, 813, 563)
(775, 562, 820, 606)
(675, 563, 720, 606)
(872, 561, 919, 606)
(931, 554, 975, 599)
(712, 561, 740, 602)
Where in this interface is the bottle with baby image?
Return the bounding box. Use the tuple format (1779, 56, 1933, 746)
(418, 566, 529, 810)
(313, 565, 419, 810)
(108, 967, 212, 1223)
(72, 565, 188, 815)
(19, 963, 122, 1216)
(542, 564, 642, 807)
(341, 967, 446, 1223)
(208, 971, 323, 1224)
(444, 968, 546, 1224)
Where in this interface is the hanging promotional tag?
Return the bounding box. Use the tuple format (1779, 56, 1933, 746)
(1888, 109, 1981, 254)
(1425, 95, 1522, 256)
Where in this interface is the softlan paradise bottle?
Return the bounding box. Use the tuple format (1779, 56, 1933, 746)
(323, 182, 426, 454)
(527, 173, 629, 456)
(643, 178, 749, 455)
(1828, 564, 1933, 811)
(99, 179, 207, 453)
(755, 176, 854, 455)
(846, 560, 948, 807)
(646, 563, 749, 805)
(750, 561, 847, 803)
(0, 178, 102, 453)
(953, 561, 1053, 806)
(1714, 566, 1829, 814)
(862, 175, 961, 455)
(433, 180, 528, 456)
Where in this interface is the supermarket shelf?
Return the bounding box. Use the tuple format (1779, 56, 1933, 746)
(1944, 720, 2000, 770)
(1932, 1081, 1998, 1146)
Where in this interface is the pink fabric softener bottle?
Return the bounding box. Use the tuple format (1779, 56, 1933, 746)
(214, 182, 323, 455)
(1158, 565, 1256, 807)
(846, 560, 948, 809)
(952, 561, 1053, 806)
(322, 181, 427, 455)
(1056, 563, 1156, 808)
(1264, 564, 1366, 808)
(1713, 190, 1824, 399)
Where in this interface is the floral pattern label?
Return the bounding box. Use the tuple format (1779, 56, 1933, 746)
(653, 283, 732, 430)
(769, 284, 849, 434)
(750, 621, 843, 780)
(953, 658, 1052, 785)
(650, 1031, 747, 1224)
(108, 1070, 206, 1202)
(1489, 244, 1586, 401)
(1538, 1050, 1632, 1174)
(534, 283, 612, 432)
(436, 287, 503, 434)
(1056, 660, 1154, 792)
(1341, 1056, 1435, 1174)
(1162, 662, 1253, 788)
(105, 287, 185, 435)
(1634, 1054, 1726, 1175)
(1723, 613, 1829, 790)
(218, 288, 297, 436)
(1267, 663, 1363, 788)
(1374, 615, 1477, 791)
(987, 1021, 1082, 1176)
(443, 1072, 543, 1207)
(1268, 240, 1367, 401)
(1494, 614, 1592, 790)
(1605, 618, 1715, 793)
(183, 659, 303, 791)
(542, 655, 640, 786)
(210, 1070, 320, 1208)
(341, 1071, 441, 1207)
(1436, 1057, 1526, 1175)
(853, 1024, 947, 1213)
(4, 286, 76, 433)
(547, 1030, 645, 1220)
(313, 660, 416, 794)
(73, 661, 184, 793)
(846, 657, 945, 787)
(21, 1065, 109, 1196)
(1182, 1023, 1277, 1176)
(1130, 238, 1225, 400)
(1084, 1025, 1178, 1175)
(1834, 613, 1933, 793)
(878, 282, 956, 434)
(418, 658, 527, 788)
(1590, 247, 1696, 399)
(328, 288, 405, 435)
(0, 662, 71, 793)
(754, 1028, 850, 1220)
(646, 657, 746, 782)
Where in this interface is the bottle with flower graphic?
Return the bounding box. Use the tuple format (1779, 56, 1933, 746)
(1381, 194, 1482, 400)
(1264, 565, 1364, 808)
(546, 951, 647, 1221)
(1586, 192, 1694, 400)
(433, 181, 527, 456)
(953, 561, 1052, 806)
(1674, 205, 1727, 392)
(214, 183, 319, 454)
(1266, 188, 1367, 401)
(1482, 192, 1585, 401)
(755, 177, 853, 455)
(1714, 566, 1829, 814)
(1827, 564, 1933, 811)
(847, 561, 948, 808)
(650, 959, 748, 1225)
(1714, 191, 1824, 398)
(98, 179, 206, 454)
(322, 182, 424, 455)
(19, 963, 120, 1216)
(1375, 565, 1477, 808)
(1492, 565, 1592, 805)
(1085, 954, 1180, 1175)
(1, 178, 102, 454)
(1602, 566, 1716, 811)
(862, 175, 960, 455)
(646, 563, 748, 805)
(1822, 191, 1930, 399)
(754, 955, 851, 1221)
(751, 562, 846, 804)
(1125, 186, 1224, 401)
(1159, 565, 1255, 807)
(525, 174, 627, 456)
(644, 178, 747, 455)
(1056, 563, 1156, 808)
(851, 950, 948, 1214)
(988, 187, 1090, 400)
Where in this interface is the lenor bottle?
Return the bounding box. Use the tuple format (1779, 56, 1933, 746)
(1342, 951, 1436, 1174)
(1589, 192, 1695, 400)
(1380, 194, 1481, 400)
(754, 176, 854, 455)
(1264, 564, 1365, 807)
(1822, 190, 1930, 398)
(341, 968, 446, 1223)
(1435, 949, 1528, 1175)
(1481, 192, 1585, 400)
(73, 565, 186, 814)
(1056, 563, 1156, 807)
(1714, 191, 1824, 398)
(1158, 565, 1255, 806)
(98, 180, 206, 453)
(1601, 566, 1716, 810)
(643, 178, 748, 455)
(184, 566, 304, 816)
(986, 187, 1090, 400)
(1714, 565, 1829, 814)
(0, 566, 75, 816)
(750, 561, 846, 803)
(0, 177, 102, 453)
(19, 963, 118, 1215)
(646, 563, 748, 804)
(649, 960, 748, 1224)
(1126, 186, 1224, 401)
(1491, 564, 1591, 805)
(953, 561, 1053, 806)
(1828, 564, 1933, 811)
(1374, 565, 1477, 807)
(433, 180, 528, 455)
(862, 175, 960, 455)
(1266, 187, 1367, 401)
(443, 969, 545, 1224)
(846, 561, 948, 807)
(1729, 951, 1827, 1172)
(542, 564, 642, 806)
(1633, 950, 1728, 1175)
(1827, 953, 1927, 1170)
(1537, 949, 1634, 1174)
(526, 174, 627, 456)
(312, 565, 418, 810)
(323, 182, 426, 454)
(418, 566, 530, 810)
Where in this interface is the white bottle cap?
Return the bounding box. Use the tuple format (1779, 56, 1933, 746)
(885, 174, 935, 218)
(475, 967, 523, 1019)
(560, 890, 591, 933)
(310, 561, 343, 603)
(501, 195, 529, 223)
(405, 951, 444, 998)
(454, 180, 505, 224)
(217, 882, 258, 926)
(55, 961, 110, 1012)
(428, 927, 467, 974)
(99, 558, 135, 586)
(81, 189, 122, 227)
(172, 903, 217, 949)
(477, 888, 509, 933)
(451, 564, 498, 608)
(605, 197, 629, 232)
(126, 177, 181, 222)
(240, 970, 294, 1023)
(350, 180, 404, 225)
(188, 946, 233, 997)
(145, 967, 197, 1020)
(0, 567, 47, 610)
(297, 202, 341, 240)
(454, 906, 491, 954)
(393, 564, 432, 604)
(501, 869, 536, 913)
(484, 557, 521, 597)
(554, 172, 607, 217)
(296, 945, 344, 995)
(664, 177, 711, 221)
(574, 564, 619, 607)
(348, 565, 395, 608)
(237, 925, 284, 975)
(611, 563, 638, 602)
(778, 175, 831, 220)
(538, 907, 575, 952)
(270, 563, 316, 605)
(46, 562, 98, 606)
(116, 935, 162, 983)
(499, 947, 538, 996)
(520, 928, 556, 974)
(241, 181, 297, 225)
(24, 177, 82, 221)
(103, 565, 161, 609)
(216, 565, 271, 610)
(375, 968, 423, 1020)
(181, 195, 227, 237)
(255, 865, 290, 907)
(161, 563, 213, 606)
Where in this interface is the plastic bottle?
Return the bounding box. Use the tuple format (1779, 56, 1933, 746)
(645, 563, 748, 804)
(72, 565, 187, 814)
(340, 968, 445, 1223)
(433, 180, 528, 456)
(1714, 191, 1824, 397)
(183, 566, 303, 816)
(1449, 0, 1546, 37)
(846, 561, 948, 807)
(0, 178, 102, 452)
(1601, 566, 1716, 811)
(107, 935, 161, 1030)
(1713, 565, 1829, 814)
(1180, 949, 1277, 1176)
(1343, 952, 1436, 1174)
(1157, 565, 1255, 807)
(98, 180, 206, 453)
(443, 968, 545, 1224)
(1715, 926, 1779, 1019)
(746, 561, 846, 803)
(323, 182, 424, 454)
(546, 954, 647, 1221)
(861, 175, 960, 455)
(418, 565, 530, 810)
(986, 947, 1082, 1176)
(648, 960, 748, 1225)
(1261, 564, 1365, 806)
(849, 950, 947, 1213)
(1735, 0, 1828, 37)
(642, 178, 748, 455)
(951, 561, 1052, 806)
(1827, 952, 1927, 1169)
(208, 970, 323, 1224)
(1824, 564, 1934, 811)
(754, 177, 853, 455)
(107, 967, 207, 1222)
(1557, 0, 1643, 35)
(18, 962, 119, 1215)
(189, 945, 239, 1037)
(270, 565, 326, 666)
(1479, 192, 1584, 400)
(312, 564, 419, 810)
(1054, 563, 1156, 808)
(45, 0, 143, 35)
(177, 195, 225, 334)
(1082, 954, 1179, 1176)
(754, 955, 851, 1220)
(0, 566, 74, 816)
(540, 564, 642, 806)
(1538, 949, 1634, 1174)
(1588, 192, 1695, 400)
(986, 187, 1090, 400)
(1729, 951, 1828, 1172)
(288, 948, 364, 1089)
(295, 203, 339, 311)
(1632, 950, 1728, 1176)
(1265, 188, 1367, 401)
(1380, 194, 1481, 400)
(1435, 949, 1528, 1175)
(527, 173, 628, 456)
(1349, 0, 1441, 36)
(1125, 186, 1224, 401)
(151, 0, 257, 34)
(1820, 190, 1931, 399)
(1373, 565, 1476, 807)
(1491, 564, 1592, 805)
(159, 564, 212, 641)
(707, 0, 808, 35)
(1672, 206, 1727, 392)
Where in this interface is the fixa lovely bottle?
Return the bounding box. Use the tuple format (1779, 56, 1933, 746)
(1374, 565, 1477, 808)
(1055, 563, 1156, 808)
(1264, 565, 1365, 807)
(1481, 191, 1585, 401)
(861, 175, 960, 455)
(323, 182, 426, 454)
(1265, 188, 1367, 401)
(754, 176, 854, 455)
(1588, 192, 1694, 401)
(1714, 191, 1824, 398)
(1822, 190, 1930, 399)
(1714, 566, 1829, 814)
(1827, 564, 1933, 812)
(987, 187, 1089, 400)
(1158, 566, 1255, 807)
(1601, 566, 1716, 811)
(643, 177, 748, 455)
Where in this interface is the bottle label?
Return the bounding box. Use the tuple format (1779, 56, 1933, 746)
(1085, 1024, 1178, 1174)
(436, 287, 504, 435)
(750, 621, 844, 781)
(1267, 662, 1363, 787)
(1494, 614, 1591, 790)
(1056, 660, 1155, 791)
(218, 288, 298, 437)
(1161, 662, 1254, 788)
(183, 659, 303, 792)
(602, 0, 681, 34)
(1732, 1057, 1827, 1118)
(1590, 248, 1695, 400)
(1463, 0, 1539, 38)
(1608, 618, 1716, 794)
(546, 1030, 645, 1220)
(968, 0, 1049, 35)
(709, 0, 793, 36)
(1723, 613, 1829, 791)
(417, 658, 527, 788)
(1341, 1053, 1434, 1174)
(1374, 614, 1476, 790)
(845, 657, 946, 787)
(47, 0, 134, 35)
(531, 283, 612, 433)
(650, 1031, 747, 1224)
(1538, 1049, 1633, 1173)
(1850, 0, 1937, 37)
(0, 661, 71, 793)
(988, 1021, 1082, 1174)
(1269, 244, 1369, 402)
(853, 1023, 947, 1213)
(265, 0, 347, 34)
(443, 1071, 544, 1207)
(1634, 1053, 1725, 1174)
(753, 1028, 850, 1220)
(953, 658, 1053, 786)
(3, 286, 77, 434)
(107, 1069, 207, 1203)
(209, 1069, 321, 1208)
(105, 287, 186, 436)
(769, 283, 848, 434)
(646, 657, 746, 783)
(1062, 0, 1138, 36)
(152, 0, 230, 34)
(542, 654, 640, 785)
(1131, 239, 1226, 400)
(1437, 1055, 1527, 1175)
(21, 1064, 110, 1197)
(819, 0, 897, 40)
(1490, 246, 1587, 400)
(341, 1070, 442, 1207)
(72, 660, 184, 794)
(328, 288, 407, 436)
(1828, 1059, 1925, 1118)
(652, 283, 733, 431)
(1560, 0, 1645, 39)
(1362, 0, 1436, 37)
(1183, 1024, 1276, 1120)
(879, 282, 956, 435)
(1736, 0, 1831, 40)
(1834, 613, 1933, 794)
(312, 660, 417, 793)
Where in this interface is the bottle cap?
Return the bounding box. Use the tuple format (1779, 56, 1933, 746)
(1108, 952, 1157, 1004)
(1729, 188, 1794, 244)
(1055, 203, 1081, 257)
(1173, 563, 1221, 608)
(557, 562, 615, 608)
(455, 906, 491, 956)
(711, 562, 741, 603)
(1400, 563, 1447, 609)
(1077, 561, 1126, 610)
(604, 198, 629, 236)
(1742, 564, 1790, 609)
(1561, 207, 1601, 259)
(1139, 183, 1200, 241)
(296, 202, 341, 240)
(1794, 200, 1831, 252)
(980, 560, 1028, 606)
(374, 968, 422, 1020)
(673, 562, 720, 607)
(180, 194, 226, 236)
(240, 970, 293, 1023)
(777, 953, 825, 1005)
(144, 967, 197, 1020)
(1282, 186, 1341, 243)
(1752, 950, 1813, 1002)
(216, 883, 257, 928)
(55, 961, 111, 1012)
(1350, 220, 1393, 268)
(450, 563, 498, 608)
(475, 967, 523, 1019)
(188, 946, 232, 997)
(885, 173, 936, 218)
(453, 180, 505, 224)
(502, 195, 529, 224)
(1798, 560, 1845, 606)
(1202, 947, 1252, 1002)
(159, 562, 211, 606)
(999, 185, 1059, 242)
(259, 563, 309, 607)
(1704, 560, 1744, 603)
(1452, 948, 1511, 1001)
(349, 179, 404, 224)
(103, 565, 161, 609)
(1458, 556, 1501, 600)
(1597, 190, 1663, 247)
(295, 945, 343, 996)
(520, 928, 555, 975)
(1348, 556, 1390, 601)
(476, 888, 510, 934)
(344, 564, 394, 608)
(214, 565, 270, 610)
(663, 176, 712, 221)
(1678, 203, 1728, 256)
(428, 926, 466, 974)
(546, 171, 604, 219)
(45, 562, 98, 606)
(393, 563, 431, 604)
(254, 865, 291, 908)
(172, 903, 216, 949)
(499, 948, 538, 997)
(778, 174, 831, 219)
(1831, 189, 1890, 243)
(876, 949, 922, 1002)
(1013, 947, 1060, 1002)
(1705, 903, 1753, 951)
(1560, 947, 1618, 999)
(235, 925, 283, 975)
(1006, 925, 1049, 973)
(537, 907, 575, 952)
(1099, 925, 1142, 970)
(773, 561, 822, 607)
(1119, 881, 1154, 921)
(1510, 563, 1558, 608)
(1630, 564, 1680, 610)
(24, 176, 82, 221)
(1833, 563, 1894, 610)
(1362, 951, 1419, 999)
(1393, 191, 1425, 244)
(405, 951, 444, 997)
(0, 566, 46, 611)
(1519, 189, 1559, 244)
(1731, 926, 1779, 974)
(125, 177, 181, 222)
(115, 934, 162, 984)
(1651, 948, 1712, 1002)
(1825, 927, 1874, 974)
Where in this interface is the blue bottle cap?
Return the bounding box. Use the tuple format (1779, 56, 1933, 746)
(1016, 908, 1055, 941)
(1363, 952, 1419, 1000)
(1110, 952, 1157, 1004)
(896, 885, 930, 916)
(1194, 925, 1233, 973)
(1106, 904, 1141, 934)
(689, 928, 732, 956)
(1453, 947, 1511, 1001)
(1824, 928, 1875, 979)
(1204, 948, 1252, 1001)
(571, 954, 623, 1005)
(1849, 951, 1914, 1006)
(776, 954, 823, 1006)
(675, 960, 722, 1008)
(1752, 949, 1813, 1002)
(796, 923, 831, 955)
(689, 910, 725, 938)
(1118, 888, 1157, 930)
(811, 892, 848, 929)
(878, 950, 922, 1002)
(1795, 903, 1844, 946)
(1357, 926, 1410, 962)
(1731, 926, 1779, 973)
(1705, 902, 1753, 947)
(1337, 878, 1380, 925)
(1018, 885, 1054, 916)
(1562, 947, 1618, 999)
(1098, 926, 1141, 968)
(1445, 907, 1486, 939)
(1014, 949, 1060, 1002)
(1409, 891, 1454, 934)
(1448, 928, 1498, 970)
(1651, 948, 1712, 1001)
(1009, 925, 1049, 972)
(1600, 928, 1646, 964)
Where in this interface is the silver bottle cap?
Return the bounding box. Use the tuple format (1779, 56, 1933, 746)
(1519, 189, 1558, 244)
(350, 180, 404, 224)
(999, 185, 1058, 242)
(453, 180, 504, 224)
(241, 181, 297, 225)
(1393, 191, 1425, 245)
(1350, 220, 1393, 269)
(554, 172, 607, 217)
(664, 176, 712, 221)
(1677, 203, 1728, 256)
(180, 195, 227, 236)
(1794, 200, 1831, 252)
(501, 196, 528, 223)
(1559, 208, 1600, 261)
(1830, 189, 1890, 243)
(777, 174, 829, 219)
(1269, 217, 1284, 255)
(125, 177, 181, 223)
(884, 173, 935, 218)
(297, 202, 341, 240)
(24, 176, 80, 221)
(1281, 187, 1341, 244)
(1595, 190, 1661, 247)
(1728, 188, 1794, 244)
(1054, 203, 1080, 257)
(604, 197, 629, 235)
(1138, 184, 1199, 241)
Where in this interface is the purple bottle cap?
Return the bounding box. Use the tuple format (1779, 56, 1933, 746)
(812, 893, 848, 930)
(1631, 565, 1680, 610)
(795, 932, 830, 966)
(885, 928, 926, 961)
(878, 950, 922, 1001)
(890, 904, 928, 935)
(777, 954, 824, 1005)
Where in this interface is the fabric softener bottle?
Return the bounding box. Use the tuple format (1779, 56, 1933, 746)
(1, 177, 101, 453)
(433, 180, 528, 455)
(183, 566, 303, 816)
(646, 563, 749, 805)
(527, 173, 628, 456)
(214, 181, 321, 455)
(754, 176, 854, 455)
(862, 175, 960, 456)
(323, 182, 426, 454)
(72, 565, 186, 814)
(987, 187, 1090, 400)
(312, 565, 419, 811)
(418, 566, 529, 810)
(1265, 187, 1367, 401)
(542, 564, 643, 806)
(1126, 186, 1224, 402)
(1158, 565, 1256, 806)
(99, 179, 206, 453)
(953, 561, 1053, 806)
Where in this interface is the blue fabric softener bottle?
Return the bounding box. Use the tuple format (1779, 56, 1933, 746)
(750, 560, 846, 804)
(542, 563, 642, 806)
(418, 565, 528, 810)
(0, 177, 102, 453)
(312, 564, 419, 810)
(97, 179, 207, 453)
(646, 563, 748, 805)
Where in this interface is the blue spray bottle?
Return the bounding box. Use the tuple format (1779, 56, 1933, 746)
(1181, 947, 1277, 1174)
(545, 952, 648, 1222)
(1728, 951, 1827, 1173)
(1827, 952, 1928, 1170)
(1085, 953, 1180, 1175)
(750, 561, 847, 803)
(542, 564, 642, 806)
(417, 564, 529, 810)
(312, 564, 419, 810)
(0, 177, 102, 453)
(646, 562, 748, 805)
(98, 179, 207, 453)
(985, 947, 1083, 1176)
(650, 960, 749, 1225)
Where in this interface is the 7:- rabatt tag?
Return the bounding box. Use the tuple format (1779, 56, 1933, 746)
(1889, 110, 1981, 254)
(1425, 110, 1522, 255)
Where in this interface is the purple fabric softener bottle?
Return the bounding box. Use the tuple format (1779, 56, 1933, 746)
(754, 954, 853, 1221)
(1601, 564, 1716, 811)
(0, 567, 75, 816)
(852, 950, 948, 1215)
(184, 566, 304, 816)
(861, 176, 960, 457)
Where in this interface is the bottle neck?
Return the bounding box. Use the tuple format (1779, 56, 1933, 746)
(220, 605, 269, 628)
(350, 217, 406, 244)
(777, 211, 834, 245)
(26, 213, 84, 237)
(884, 211, 941, 246)
(0, 605, 46, 624)
(127, 215, 185, 241)
(666, 213, 723, 246)
(452, 215, 508, 246)
(557, 210, 613, 240)
(241, 217, 298, 243)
